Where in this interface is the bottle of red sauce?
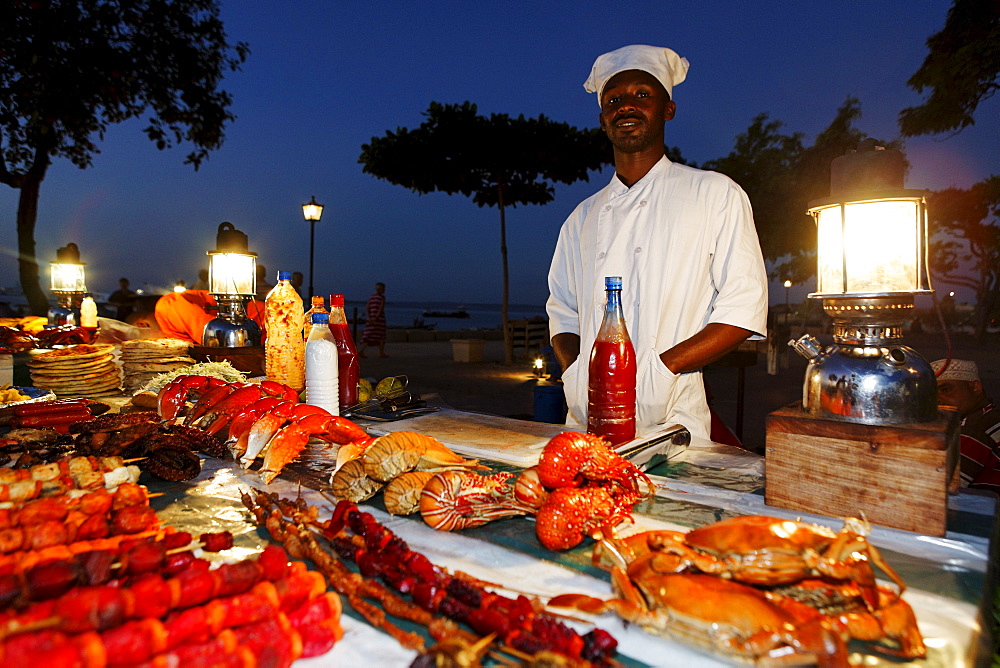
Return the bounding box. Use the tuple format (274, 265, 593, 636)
(587, 276, 636, 445)
(329, 294, 360, 409)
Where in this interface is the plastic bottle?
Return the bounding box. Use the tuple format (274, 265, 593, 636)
(303, 295, 328, 337)
(328, 294, 360, 408)
(80, 295, 99, 341)
(587, 276, 636, 445)
(264, 271, 305, 391)
(305, 312, 339, 415)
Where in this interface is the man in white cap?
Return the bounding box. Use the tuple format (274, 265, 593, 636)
(932, 358, 1000, 491)
(546, 45, 768, 442)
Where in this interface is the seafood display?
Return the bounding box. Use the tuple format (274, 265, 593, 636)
(550, 515, 927, 665)
(329, 430, 486, 505)
(0, 451, 343, 667)
(418, 430, 652, 550)
(149, 374, 370, 484)
(242, 489, 619, 665)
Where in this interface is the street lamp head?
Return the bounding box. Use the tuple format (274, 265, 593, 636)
(302, 196, 324, 222)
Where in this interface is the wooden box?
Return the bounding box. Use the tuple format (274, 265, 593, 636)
(764, 404, 961, 536)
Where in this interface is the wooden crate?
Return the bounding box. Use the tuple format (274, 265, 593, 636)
(764, 404, 961, 536)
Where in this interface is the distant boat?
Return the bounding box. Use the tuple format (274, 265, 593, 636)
(423, 306, 471, 319)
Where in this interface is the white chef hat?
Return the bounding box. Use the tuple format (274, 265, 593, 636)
(583, 44, 690, 106)
(931, 359, 980, 383)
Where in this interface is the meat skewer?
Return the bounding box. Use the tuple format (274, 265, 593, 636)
(0, 547, 343, 667)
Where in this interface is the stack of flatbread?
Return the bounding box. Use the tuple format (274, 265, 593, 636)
(120, 338, 195, 393)
(27, 343, 121, 397)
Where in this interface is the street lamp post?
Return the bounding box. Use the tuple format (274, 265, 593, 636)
(783, 280, 792, 326)
(301, 196, 324, 299)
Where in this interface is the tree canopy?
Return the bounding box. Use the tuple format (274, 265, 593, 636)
(928, 175, 1000, 340)
(360, 101, 611, 363)
(0, 0, 248, 314)
(703, 98, 895, 282)
(899, 0, 1000, 137)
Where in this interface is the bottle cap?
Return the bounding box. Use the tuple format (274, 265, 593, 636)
(312, 312, 330, 324)
(311, 296, 325, 306)
(277, 270, 292, 281)
(329, 294, 344, 306)
(605, 276, 622, 290)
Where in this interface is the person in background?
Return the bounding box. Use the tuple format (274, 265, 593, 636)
(358, 282, 388, 358)
(933, 359, 1000, 494)
(191, 268, 210, 291)
(127, 291, 265, 346)
(108, 277, 137, 321)
(291, 271, 305, 299)
(546, 44, 768, 441)
(255, 265, 274, 301)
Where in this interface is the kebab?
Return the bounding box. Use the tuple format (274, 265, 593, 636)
(244, 489, 619, 665)
(0, 456, 142, 504)
(0, 548, 342, 666)
(0, 483, 150, 531)
(0, 585, 340, 667)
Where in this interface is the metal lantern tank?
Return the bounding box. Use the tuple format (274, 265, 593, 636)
(203, 222, 261, 347)
(790, 140, 937, 425)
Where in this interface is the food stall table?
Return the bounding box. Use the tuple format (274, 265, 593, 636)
(146, 410, 996, 667)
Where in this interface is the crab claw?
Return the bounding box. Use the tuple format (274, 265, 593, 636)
(258, 413, 369, 484)
(239, 403, 331, 468)
(182, 382, 242, 427)
(259, 379, 300, 403)
(195, 385, 272, 436)
(229, 397, 287, 440)
(158, 374, 231, 421)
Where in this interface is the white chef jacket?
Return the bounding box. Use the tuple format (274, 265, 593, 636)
(546, 156, 768, 440)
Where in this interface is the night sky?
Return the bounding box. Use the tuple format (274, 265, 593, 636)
(1, 1, 996, 307)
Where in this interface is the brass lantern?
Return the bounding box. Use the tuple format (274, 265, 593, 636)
(48, 243, 88, 326)
(203, 222, 261, 347)
(790, 140, 936, 424)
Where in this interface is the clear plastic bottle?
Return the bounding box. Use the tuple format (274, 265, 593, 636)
(303, 295, 328, 337)
(328, 294, 360, 408)
(587, 276, 636, 445)
(305, 312, 339, 415)
(80, 295, 99, 341)
(264, 270, 305, 390)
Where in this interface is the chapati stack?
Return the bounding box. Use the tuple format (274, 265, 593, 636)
(27, 343, 121, 397)
(120, 338, 196, 392)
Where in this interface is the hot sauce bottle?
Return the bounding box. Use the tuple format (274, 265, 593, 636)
(329, 294, 360, 408)
(587, 276, 636, 445)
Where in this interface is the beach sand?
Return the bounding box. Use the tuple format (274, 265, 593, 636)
(358, 331, 1000, 454)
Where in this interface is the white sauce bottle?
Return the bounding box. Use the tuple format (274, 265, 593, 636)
(305, 312, 339, 415)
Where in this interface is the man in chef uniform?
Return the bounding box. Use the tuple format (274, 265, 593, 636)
(546, 44, 768, 441)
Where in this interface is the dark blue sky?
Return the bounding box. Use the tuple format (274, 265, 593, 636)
(2, 1, 995, 306)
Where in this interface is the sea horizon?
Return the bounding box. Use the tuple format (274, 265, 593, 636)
(342, 300, 547, 331)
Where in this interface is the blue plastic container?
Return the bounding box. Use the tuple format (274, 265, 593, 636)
(533, 383, 567, 424)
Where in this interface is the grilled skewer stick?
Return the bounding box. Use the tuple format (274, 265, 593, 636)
(242, 490, 619, 664)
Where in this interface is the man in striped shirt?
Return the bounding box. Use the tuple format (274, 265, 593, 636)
(933, 359, 1000, 494)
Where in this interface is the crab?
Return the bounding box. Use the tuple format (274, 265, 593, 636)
(611, 515, 906, 611)
(550, 556, 850, 666)
(556, 516, 926, 663)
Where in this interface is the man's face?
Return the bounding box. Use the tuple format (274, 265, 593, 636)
(937, 379, 983, 417)
(598, 69, 675, 154)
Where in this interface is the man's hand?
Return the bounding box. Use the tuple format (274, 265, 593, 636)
(659, 323, 752, 374)
(551, 332, 581, 373)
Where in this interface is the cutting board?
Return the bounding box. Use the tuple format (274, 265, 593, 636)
(363, 408, 570, 466)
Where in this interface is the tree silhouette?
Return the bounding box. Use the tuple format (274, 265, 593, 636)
(359, 101, 610, 364)
(704, 98, 897, 283)
(0, 0, 249, 315)
(899, 0, 1000, 137)
(929, 176, 1000, 341)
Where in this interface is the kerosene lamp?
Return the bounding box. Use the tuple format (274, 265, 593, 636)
(202, 222, 261, 347)
(788, 140, 937, 424)
(48, 243, 87, 326)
